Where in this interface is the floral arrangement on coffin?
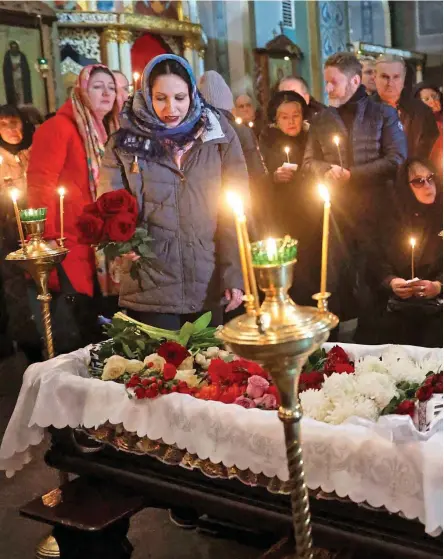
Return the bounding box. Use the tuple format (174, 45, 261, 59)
(91, 313, 442, 423)
(76, 190, 153, 280)
(299, 346, 442, 424)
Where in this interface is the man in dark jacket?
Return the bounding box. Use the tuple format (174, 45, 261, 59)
(277, 76, 325, 123)
(302, 52, 407, 322)
(374, 55, 439, 159)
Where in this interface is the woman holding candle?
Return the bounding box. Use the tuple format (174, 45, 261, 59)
(356, 158, 443, 347)
(258, 90, 321, 306)
(26, 64, 119, 351)
(98, 54, 248, 329)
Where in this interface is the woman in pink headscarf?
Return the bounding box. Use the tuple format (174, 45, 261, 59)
(27, 64, 119, 349)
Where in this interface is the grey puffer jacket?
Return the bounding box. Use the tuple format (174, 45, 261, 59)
(98, 109, 249, 314)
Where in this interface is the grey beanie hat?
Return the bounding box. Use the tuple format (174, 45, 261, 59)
(198, 70, 234, 111)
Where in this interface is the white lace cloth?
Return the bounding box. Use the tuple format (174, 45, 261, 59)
(0, 343, 442, 536)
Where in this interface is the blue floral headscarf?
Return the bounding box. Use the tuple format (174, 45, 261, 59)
(120, 54, 205, 140)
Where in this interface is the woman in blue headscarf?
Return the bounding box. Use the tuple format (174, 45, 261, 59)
(98, 54, 249, 328)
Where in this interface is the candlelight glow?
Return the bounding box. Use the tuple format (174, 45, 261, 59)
(333, 135, 340, 146)
(284, 146, 290, 155)
(10, 188, 19, 203)
(266, 237, 278, 261)
(248, 121, 254, 128)
(410, 237, 416, 248)
(58, 187, 66, 197)
(235, 117, 242, 125)
(133, 71, 140, 81)
(318, 184, 330, 205)
(226, 191, 245, 219)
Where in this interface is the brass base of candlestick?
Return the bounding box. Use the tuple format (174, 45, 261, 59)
(35, 535, 60, 559)
(220, 259, 338, 559)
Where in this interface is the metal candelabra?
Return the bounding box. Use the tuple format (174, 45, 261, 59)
(220, 248, 338, 558)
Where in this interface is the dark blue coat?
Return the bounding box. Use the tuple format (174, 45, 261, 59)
(302, 93, 407, 219)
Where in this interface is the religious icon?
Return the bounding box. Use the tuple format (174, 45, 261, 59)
(2, 41, 33, 106)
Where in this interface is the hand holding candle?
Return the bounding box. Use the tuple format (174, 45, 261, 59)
(410, 237, 416, 279)
(284, 146, 291, 164)
(332, 135, 343, 171)
(10, 188, 26, 252)
(319, 184, 331, 294)
(57, 187, 66, 244)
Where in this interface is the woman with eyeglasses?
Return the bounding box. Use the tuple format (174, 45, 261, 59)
(356, 158, 442, 347)
(414, 82, 442, 177)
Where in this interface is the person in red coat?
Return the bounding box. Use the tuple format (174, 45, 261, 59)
(27, 64, 119, 350)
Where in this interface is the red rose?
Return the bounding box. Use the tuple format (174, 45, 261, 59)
(163, 363, 177, 381)
(334, 362, 355, 374)
(416, 384, 434, 402)
(177, 381, 191, 395)
(145, 384, 159, 398)
(76, 213, 104, 244)
(219, 384, 244, 404)
(299, 371, 324, 392)
(126, 375, 141, 388)
(395, 400, 415, 418)
(324, 345, 354, 375)
(134, 387, 146, 399)
(235, 358, 269, 379)
(96, 190, 138, 217)
(157, 342, 189, 367)
(83, 202, 101, 217)
(208, 358, 234, 384)
(103, 212, 136, 243)
(434, 381, 443, 394)
(327, 345, 349, 362)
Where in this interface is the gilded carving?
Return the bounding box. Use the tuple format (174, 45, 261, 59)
(103, 27, 119, 43)
(122, 13, 202, 36)
(118, 29, 133, 44)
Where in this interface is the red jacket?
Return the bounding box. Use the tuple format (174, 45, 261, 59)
(27, 100, 95, 296)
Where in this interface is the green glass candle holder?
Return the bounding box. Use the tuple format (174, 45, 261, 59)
(20, 208, 47, 222)
(251, 236, 298, 267)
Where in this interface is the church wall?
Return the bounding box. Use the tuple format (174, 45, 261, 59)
(0, 25, 47, 115)
(253, 1, 296, 49)
(348, 1, 391, 47)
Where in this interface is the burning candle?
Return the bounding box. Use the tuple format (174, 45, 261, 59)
(332, 135, 343, 170)
(410, 237, 416, 279)
(58, 187, 66, 243)
(248, 121, 254, 128)
(226, 191, 260, 315)
(266, 237, 278, 262)
(235, 117, 243, 125)
(318, 184, 331, 294)
(10, 188, 26, 251)
(133, 71, 140, 91)
(284, 146, 291, 164)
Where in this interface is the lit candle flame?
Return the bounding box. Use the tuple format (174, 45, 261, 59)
(10, 188, 19, 203)
(226, 191, 245, 219)
(133, 71, 140, 81)
(333, 135, 340, 146)
(284, 146, 290, 155)
(58, 187, 66, 197)
(248, 121, 254, 128)
(410, 237, 416, 248)
(318, 184, 331, 206)
(266, 237, 278, 261)
(235, 117, 242, 125)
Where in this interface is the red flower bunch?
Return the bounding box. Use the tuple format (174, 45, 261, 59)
(208, 358, 269, 386)
(125, 373, 197, 400)
(76, 190, 153, 281)
(416, 371, 443, 402)
(323, 345, 355, 375)
(395, 400, 416, 418)
(299, 371, 324, 392)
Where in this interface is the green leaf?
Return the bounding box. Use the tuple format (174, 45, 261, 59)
(122, 342, 135, 359)
(178, 321, 195, 346)
(138, 243, 154, 258)
(192, 312, 212, 333)
(136, 339, 145, 351)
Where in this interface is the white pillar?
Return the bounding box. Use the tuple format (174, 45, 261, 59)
(103, 28, 120, 71)
(118, 30, 133, 83)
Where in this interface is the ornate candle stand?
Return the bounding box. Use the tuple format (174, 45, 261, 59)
(6, 210, 68, 558)
(220, 239, 338, 559)
(6, 210, 68, 359)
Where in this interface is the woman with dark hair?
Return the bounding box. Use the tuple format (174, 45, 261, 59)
(413, 82, 443, 177)
(99, 54, 248, 329)
(258, 90, 321, 306)
(26, 64, 119, 351)
(356, 158, 442, 347)
(0, 104, 40, 360)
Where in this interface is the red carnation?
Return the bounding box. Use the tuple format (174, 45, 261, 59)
(235, 358, 269, 379)
(416, 384, 434, 402)
(76, 213, 104, 244)
(299, 371, 324, 392)
(434, 381, 443, 394)
(163, 363, 177, 381)
(327, 345, 349, 362)
(219, 384, 244, 404)
(208, 358, 234, 384)
(134, 387, 146, 399)
(395, 400, 415, 418)
(145, 384, 159, 398)
(96, 190, 138, 217)
(103, 212, 136, 242)
(157, 342, 189, 367)
(127, 375, 141, 388)
(324, 345, 354, 375)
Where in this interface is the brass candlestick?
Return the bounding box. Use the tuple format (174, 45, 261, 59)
(220, 241, 338, 559)
(6, 215, 68, 559)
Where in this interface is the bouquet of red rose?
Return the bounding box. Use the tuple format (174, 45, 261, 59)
(76, 190, 153, 282)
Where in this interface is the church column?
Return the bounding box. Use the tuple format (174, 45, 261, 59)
(41, 21, 57, 113)
(118, 29, 133, 83)
(102, 28, 120, 71)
